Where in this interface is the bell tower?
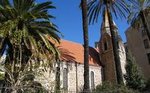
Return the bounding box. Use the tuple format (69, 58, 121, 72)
(98, 10, 126, 83)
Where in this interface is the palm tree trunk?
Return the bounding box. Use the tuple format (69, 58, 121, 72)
(81, 0, 90, 92)
(140, 11, 150, 41)
(106, 5, 124, 84)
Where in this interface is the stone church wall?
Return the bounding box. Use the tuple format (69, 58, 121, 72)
(34, 61, 102, 92)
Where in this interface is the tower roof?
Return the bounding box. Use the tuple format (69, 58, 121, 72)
(101, 10, 110, 35)
(104, 10, 110, 28)
(101, 9, 117, 36)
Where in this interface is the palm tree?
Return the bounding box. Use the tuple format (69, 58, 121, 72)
(128, 0, 150, 41)
(0, 0, 60, 92)
(81, 0, 90, 92)
(87, 0, 129, 84)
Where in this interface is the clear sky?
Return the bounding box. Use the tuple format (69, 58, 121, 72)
(39, 0, 130, 47)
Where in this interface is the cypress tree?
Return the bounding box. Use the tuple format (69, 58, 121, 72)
(124, 51, 146, 91)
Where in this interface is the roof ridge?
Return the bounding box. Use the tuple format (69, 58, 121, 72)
(60, 39, 83, 46)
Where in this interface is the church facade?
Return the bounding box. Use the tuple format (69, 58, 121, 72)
(35, 40, 103, 92)
(35, 11, 127, 92)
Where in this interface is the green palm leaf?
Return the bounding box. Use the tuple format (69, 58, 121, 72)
(0, 0, 60, 69)
(128, 0, 150, 41)
(87, 0, 130, 24)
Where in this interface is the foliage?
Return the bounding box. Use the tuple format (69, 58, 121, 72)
(0, 0, 60, 92)
(0, 64, 5, 80)
(1, 62, 53, 93)
(124, 51, 146, 91)
(128, 0, 150, 41)
(0, 72, 4, 80)
(87, 0, 130, 24)
(144, 79, 150, 91)
(0, 0, 60, 60)
(128, 0, 150, 25)
(17, 72, 48, 93)
(93, 82, 139, 93)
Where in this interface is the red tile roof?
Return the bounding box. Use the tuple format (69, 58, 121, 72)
(58, 40, 101, 66)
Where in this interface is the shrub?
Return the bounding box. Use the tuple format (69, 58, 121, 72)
(145, 79, 150, 91)
(93, 82, 139, 93)
(124, 51, 146, 91)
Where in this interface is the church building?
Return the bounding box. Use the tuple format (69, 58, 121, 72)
(36, 10, 126, 92)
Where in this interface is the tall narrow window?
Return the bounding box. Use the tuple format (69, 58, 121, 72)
(143, 39, 150, 49)
(117, 41, 120, 49)
(104, 42, 108, 50)
(147, 53, 150, 64)
(63, 68, 68, 90)
(91, 71, 95, 90)
(101, 67, 105, 81)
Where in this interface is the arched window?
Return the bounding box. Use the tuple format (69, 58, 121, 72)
(63, 68, 68, 90)
(91, 71, 95, 90)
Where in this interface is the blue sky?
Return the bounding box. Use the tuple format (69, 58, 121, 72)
(41, 0, 130, 47)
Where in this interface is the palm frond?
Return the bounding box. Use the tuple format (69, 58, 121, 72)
(128, 0, 150, 26)
(30, 1, 55, 14)
(87, 0, 130, 24)
(0, 0, 61, 61)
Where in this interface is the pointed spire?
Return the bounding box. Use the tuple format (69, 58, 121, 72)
(101, 9, 111, 35)
(101, 9, 118, 36)
(104, 9, 110, 28)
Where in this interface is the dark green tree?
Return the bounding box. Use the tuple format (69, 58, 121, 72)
(124, 51, 146, 91)
(87, 0, 129, 84)
(93, 82, 139, 93)
(81, 0, 90, 92)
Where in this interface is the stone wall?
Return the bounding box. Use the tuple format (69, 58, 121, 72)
(99, 34, 118, 83)
(35, 61, 102, 92)
(118, 39, 127, 82)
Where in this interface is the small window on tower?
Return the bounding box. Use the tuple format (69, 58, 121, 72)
(147, 53, 150, 64)
(104, 42, 108, 50)
(143, 39, 150, 49)
(142, 29, 146, 36)
(117, 41, 119, 49)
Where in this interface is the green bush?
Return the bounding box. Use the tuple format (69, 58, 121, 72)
(145, 79, 150, 91)
(93, 82, 139, 93)
(124, 51, 146, 91)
